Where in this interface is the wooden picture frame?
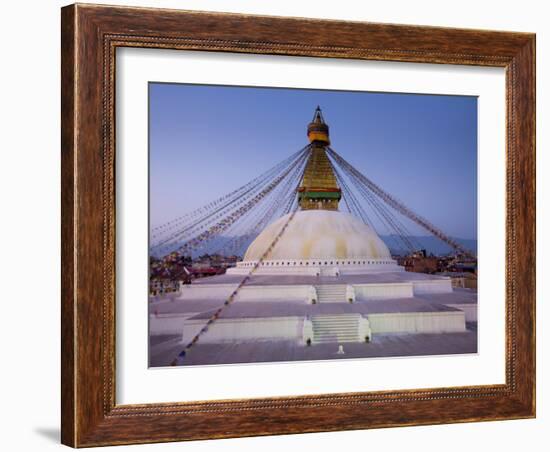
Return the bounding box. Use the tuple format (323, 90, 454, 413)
(61, 3, 535, 447)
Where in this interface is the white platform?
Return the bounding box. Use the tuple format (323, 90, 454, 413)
(151, 308, 466, 345)
(151, 267, 473, 345)
(176, 273, 454, 305)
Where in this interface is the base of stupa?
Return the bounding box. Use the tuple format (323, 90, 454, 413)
(149, 272, 477, 364)
(174, 272, 456, 304)
(227, 257, 404, 276)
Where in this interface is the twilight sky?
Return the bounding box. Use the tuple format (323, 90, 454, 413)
(149, 83, 477, 240)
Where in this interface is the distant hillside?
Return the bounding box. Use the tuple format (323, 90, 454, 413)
(381, 235, 477, 257)
(154, 233, 476, 258)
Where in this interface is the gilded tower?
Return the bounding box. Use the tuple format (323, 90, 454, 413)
(298, 107, 342, 211)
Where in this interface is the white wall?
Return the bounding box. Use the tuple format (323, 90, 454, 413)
(0, 1, 546, 451)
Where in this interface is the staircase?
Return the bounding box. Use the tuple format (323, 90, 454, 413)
(311, 314, 363, 344)
(314, 284, 348, 303)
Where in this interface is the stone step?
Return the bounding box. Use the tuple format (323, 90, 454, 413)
(311, 313, 363, 344)
(314, 333, 359, 339)
(313, 337, 363, 344)
(313, 328, 359, 333)
(316, 290, 347, 294)
(314, 330, 358, 335)
(313, 325, 358, 330)
(316, 289, 346, 292)
(316, 296, 347, 302)
(312, 319, 358, 324)
(315, 285, 347, 291)
(312, 315, 358, 320)
(316, 294, 347, 299)
(316, 287, 347, 291)
(312, 314, 358, 318)
(314, 324, 357, 327)
(314, 330, 359, 335)
(317, 294, 346, 298)
(312, 314, 359, 321)
(314, 285, 348, 303)
(312, 320, 358, 327)
(317, 298, 346, 303)
(313, 327, 358, 332)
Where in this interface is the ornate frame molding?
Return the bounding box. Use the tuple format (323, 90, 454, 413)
(61, 4, 535, 447)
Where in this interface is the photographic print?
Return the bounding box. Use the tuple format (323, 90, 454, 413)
(148, 83, 478, 367)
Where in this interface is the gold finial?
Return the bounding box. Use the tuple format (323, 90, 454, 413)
(307, 106, 330, 145)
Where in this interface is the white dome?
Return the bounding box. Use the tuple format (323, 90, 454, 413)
(244, 210, 391, 261)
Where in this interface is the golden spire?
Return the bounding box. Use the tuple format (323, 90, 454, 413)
(298, 107, 341, 211)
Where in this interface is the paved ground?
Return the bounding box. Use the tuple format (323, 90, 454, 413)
(149, 323, 477, 367)
(184, 298, 461, 320)
(150, 290, 477, 318)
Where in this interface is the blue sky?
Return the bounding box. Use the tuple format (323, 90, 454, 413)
(149, 83, 477, 240)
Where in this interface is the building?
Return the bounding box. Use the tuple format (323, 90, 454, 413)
(397, 250, 440, 274)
